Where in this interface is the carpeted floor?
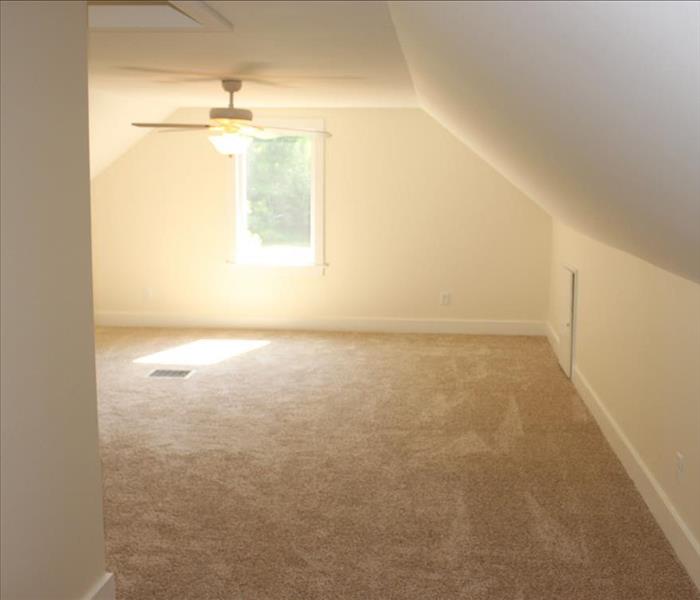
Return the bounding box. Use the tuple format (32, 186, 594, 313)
(95, 327, 699, 600)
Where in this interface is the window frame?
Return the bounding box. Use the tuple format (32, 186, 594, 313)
(232, 117, 325, 270)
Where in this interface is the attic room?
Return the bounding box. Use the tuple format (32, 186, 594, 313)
(1, 1, 698, 599)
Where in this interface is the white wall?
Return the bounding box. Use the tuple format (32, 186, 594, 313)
(1, 2, 111, 599)
(548, 220, 700, 586)
(90, 107, 551, 332)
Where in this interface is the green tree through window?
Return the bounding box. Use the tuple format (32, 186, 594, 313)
(246, 135, 312, 247)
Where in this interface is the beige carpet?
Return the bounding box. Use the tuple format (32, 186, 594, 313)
(95, 327, 699, 600)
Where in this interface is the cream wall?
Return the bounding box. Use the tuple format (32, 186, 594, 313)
(548, 220, 700, 585)
(0, 2, 111, 599)
(91, 108, 551, 329)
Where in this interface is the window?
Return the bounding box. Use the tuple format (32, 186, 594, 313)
(234, 119, 324, 267)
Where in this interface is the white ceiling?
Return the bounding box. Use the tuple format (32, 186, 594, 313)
(389, 1, 700, 282)
(89, 1, 700, 283)
(88, 0, 415, 175)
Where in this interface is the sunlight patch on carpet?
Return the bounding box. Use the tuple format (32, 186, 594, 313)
(134, 339, 270, 366)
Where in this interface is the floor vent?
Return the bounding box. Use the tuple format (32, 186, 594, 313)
(148, 369, 194, 379)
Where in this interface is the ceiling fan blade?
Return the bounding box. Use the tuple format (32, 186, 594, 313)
(225, 61, 360, 82)
(238, 127, 278, 140)
(240, 77, 286, 88)
(156, 127, 210, 134)
(234, 61, 273, 75)
(119, 66, 217, 78)
(268, 75, 364, 81)
(117, 65, 357, 87)
(132, 123, 211, 129)
(247, 123, 332, 137)
(154, 76, 220, 83)
(120, 71, 284, 88)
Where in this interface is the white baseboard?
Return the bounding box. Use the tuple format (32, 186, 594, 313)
(572, 367, 700, 588)
(94, 311, 546, 336)
(82, 573, 115, 600)
(545, 321, 563, 368)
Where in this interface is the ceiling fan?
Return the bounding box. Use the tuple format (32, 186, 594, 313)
(119, 63, 361, 87)
(132, 79, 331, 156)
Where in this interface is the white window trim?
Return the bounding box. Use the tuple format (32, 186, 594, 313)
(230, 117, 326, 271)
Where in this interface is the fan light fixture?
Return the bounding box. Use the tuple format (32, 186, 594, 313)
(131, 79, 330, 157)
(208, 132, 252, 156)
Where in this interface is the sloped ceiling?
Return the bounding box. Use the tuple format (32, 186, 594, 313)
(389, 1, 700, 282)
(89, 88, 176, 178)
(90, 1, 699, 282)
(88, 0, 415, 178)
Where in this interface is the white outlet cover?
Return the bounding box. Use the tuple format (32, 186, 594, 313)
(675, 452, 685, 482)
(676, 452, 685, 470)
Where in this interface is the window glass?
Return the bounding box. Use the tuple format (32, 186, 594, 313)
(236, 131, 319, 266)
(248, 135, 311, 247)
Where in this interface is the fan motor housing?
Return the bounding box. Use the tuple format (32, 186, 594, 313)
(209, 107, 253, 121)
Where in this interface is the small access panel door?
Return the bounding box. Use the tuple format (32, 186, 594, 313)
(557, 266, 576, 378)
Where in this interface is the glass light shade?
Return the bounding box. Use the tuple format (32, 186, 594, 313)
(208, 133, 253, 156)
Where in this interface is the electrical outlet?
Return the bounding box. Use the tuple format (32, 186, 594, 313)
(440, 291, 451, 306)
(143, 287, 153, 303)
(676, 452, 685, 481)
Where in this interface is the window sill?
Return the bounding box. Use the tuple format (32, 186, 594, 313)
(226, 261, 327, 275)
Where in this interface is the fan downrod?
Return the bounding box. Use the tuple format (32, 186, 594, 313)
(210, 79, 252, 121)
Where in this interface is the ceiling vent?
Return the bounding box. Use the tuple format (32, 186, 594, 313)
(88, 1, 232, 31)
